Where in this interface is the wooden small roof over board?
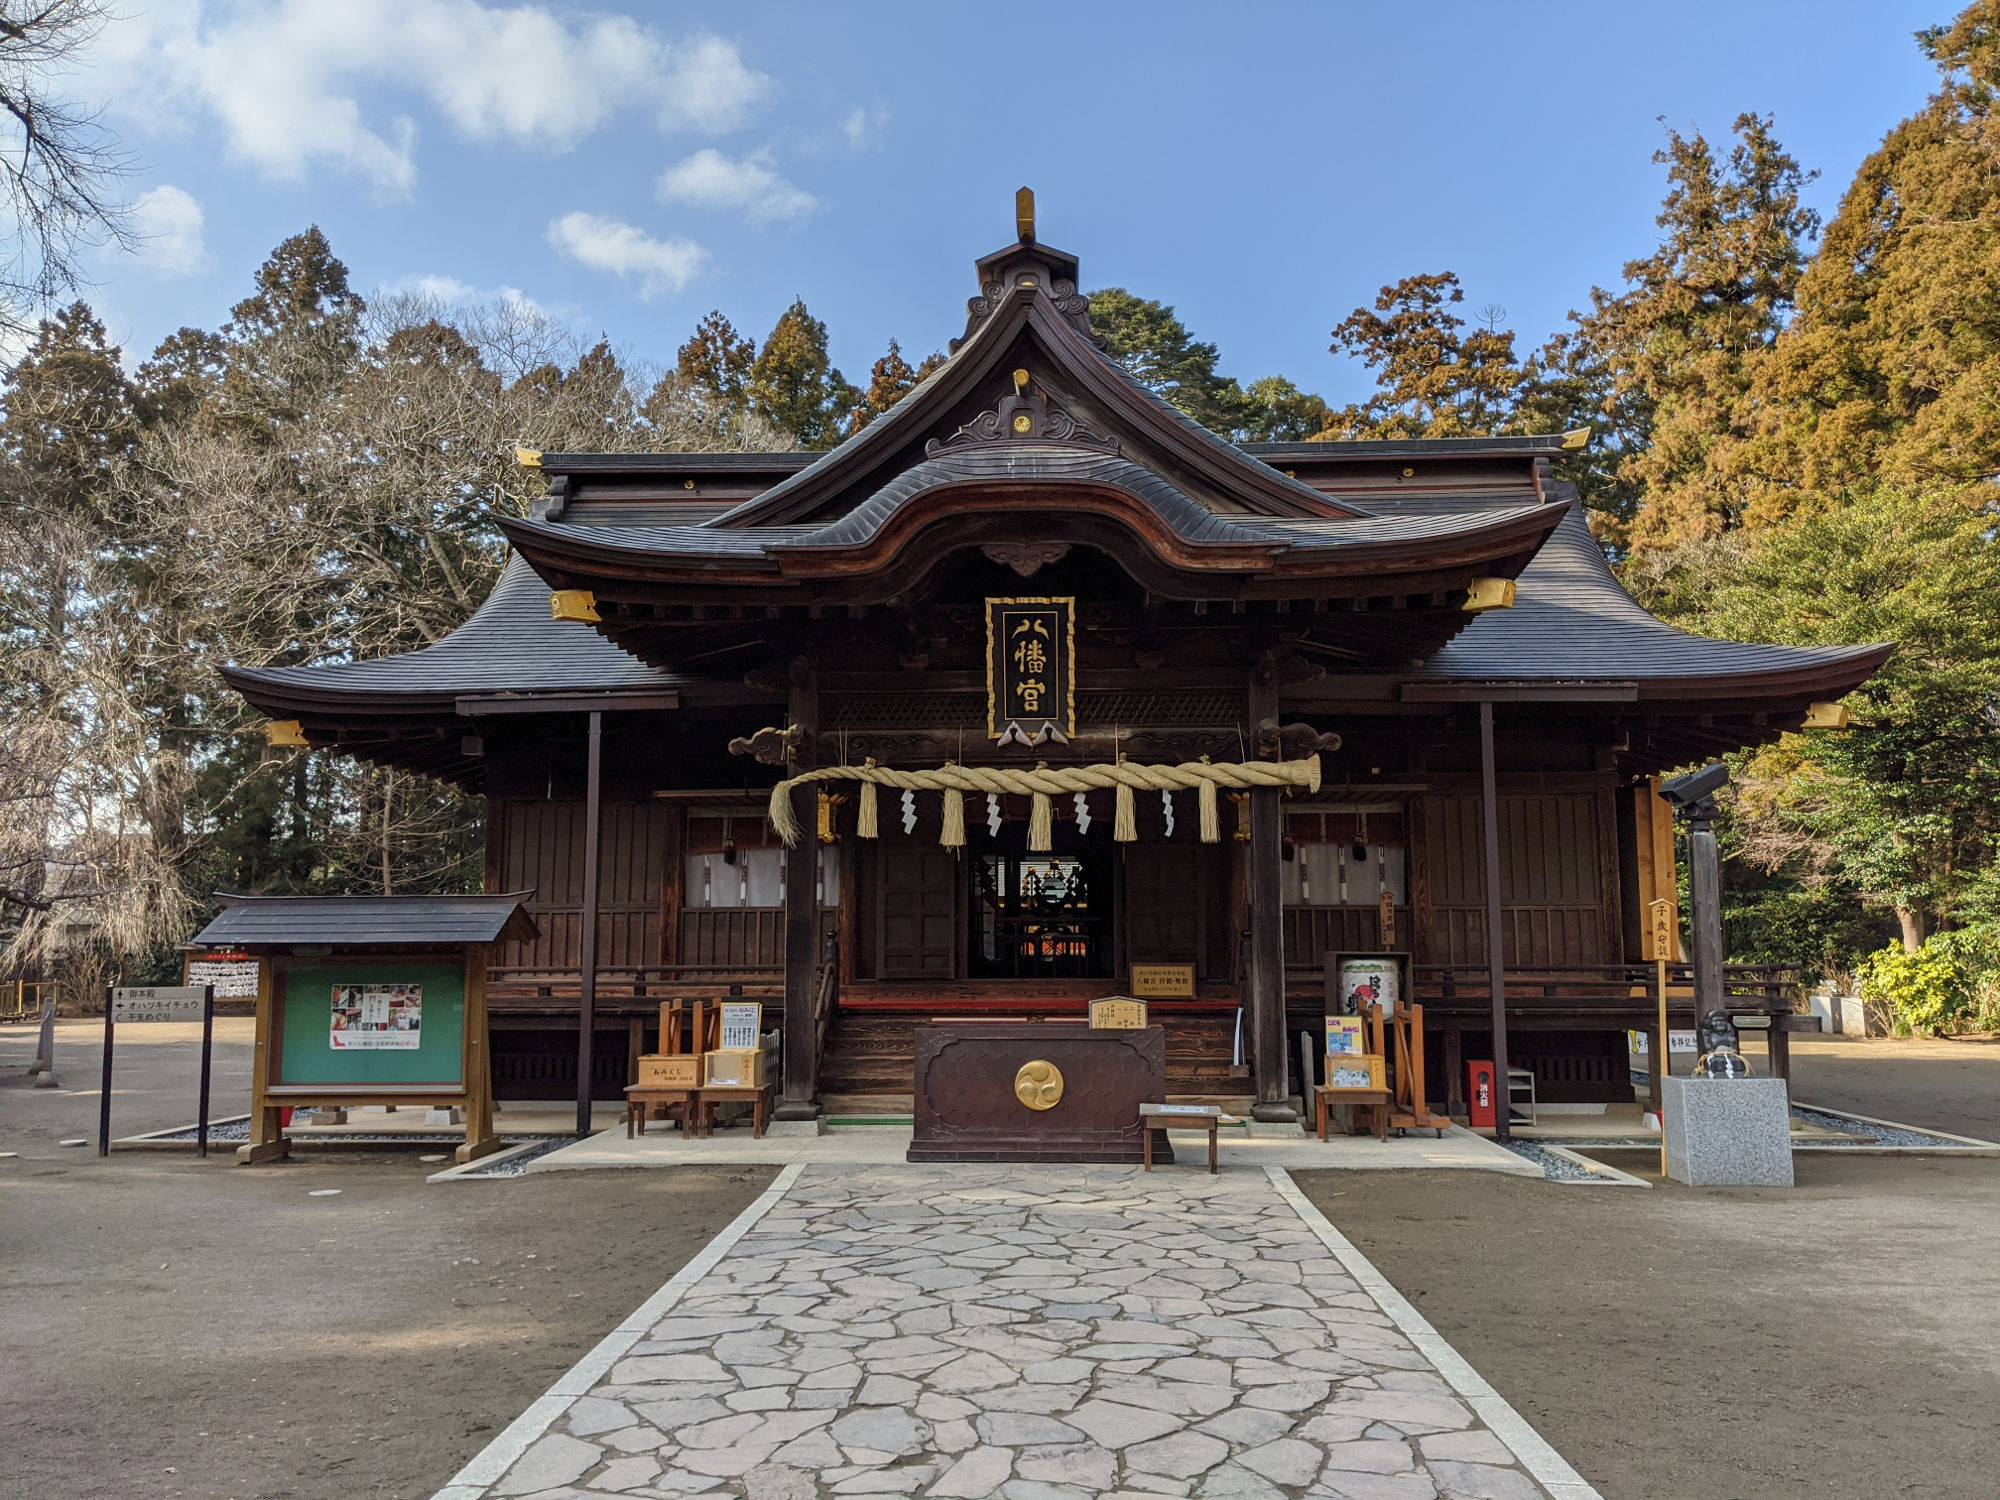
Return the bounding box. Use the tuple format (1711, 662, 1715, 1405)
(191, 893, 540, 950)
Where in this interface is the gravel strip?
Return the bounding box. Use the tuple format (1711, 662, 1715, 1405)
(1789, 1106, 1976, 1149)
(1501, 1139, 1607, 1182)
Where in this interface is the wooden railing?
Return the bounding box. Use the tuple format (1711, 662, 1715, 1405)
(1284, 960, 1800, 1013)
(488, 963, 782, 1006)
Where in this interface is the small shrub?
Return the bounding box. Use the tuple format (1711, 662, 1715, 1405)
(1856, 942, 1975, 1035)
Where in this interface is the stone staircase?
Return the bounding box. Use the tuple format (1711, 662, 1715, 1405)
(816, 1009, 1250, 1118)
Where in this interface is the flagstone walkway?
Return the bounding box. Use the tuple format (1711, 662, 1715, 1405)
(438, 1165, 1596, 1500)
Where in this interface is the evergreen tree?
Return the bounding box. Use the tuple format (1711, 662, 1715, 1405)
(849, 338, 946, 434)
(1584, 114, 1819, 548)
(1741, 5, 2000, 511)
(217, 227, 366, 435)
(1323, 273, 1525, 439)
(746, 298, 859, 449)
(676, 308, 757, 422)
(1237, 376, 1331, 443)
(1086, 287, 1250, 434)
(0, 301, 137, 520)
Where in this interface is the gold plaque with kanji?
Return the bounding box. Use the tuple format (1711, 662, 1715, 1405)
(986, 597, 1074, 739)
(1130, 964, 1195, 999)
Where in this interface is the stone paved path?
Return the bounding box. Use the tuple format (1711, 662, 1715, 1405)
(455, 1165, 1581, 1500)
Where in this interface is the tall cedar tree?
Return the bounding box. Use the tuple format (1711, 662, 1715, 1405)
(1739, 2, 2000, 510)
(746, 298, 859, 448)
(675, 308, 758, 436)
(850, 338, 947, 433)
(1593, 115, 1820, 549)
(1086, 287, 1249, 433)
(1322, 273, 1526, 440)
(217, 226, 366, 436)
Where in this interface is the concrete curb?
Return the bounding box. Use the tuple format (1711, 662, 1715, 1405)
(428, 1160, 805, 1500)
(1542, 1144, 1653, 1187)
(1267, 1166, 1605, 1500)
(1793, 1101, 2000, 1151)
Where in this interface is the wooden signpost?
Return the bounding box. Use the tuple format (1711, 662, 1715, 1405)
(1650, 897, 1675, 1174)
(100, 984, 215, 1158)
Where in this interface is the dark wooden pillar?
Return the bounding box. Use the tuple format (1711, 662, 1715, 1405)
(575, 710, 603, 1136)
(1247, 651, 1291, 1122)
(1478, 701, 1512, 1140)
(1687, 809, 1725, 1020)
(1248, 785, 1291, 1121)
(777, 661, 820, 1120)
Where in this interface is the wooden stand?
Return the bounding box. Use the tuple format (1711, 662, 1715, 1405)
(1366, 999, 1450, 1135)
(1316, 1085, 1391, 1141)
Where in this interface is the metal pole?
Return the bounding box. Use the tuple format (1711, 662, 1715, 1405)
(197, 985, 215, 1159)
(576, 710, 604, 1137)
(1479, 702, 1512, 1141)
(98, 989, 114, 1156)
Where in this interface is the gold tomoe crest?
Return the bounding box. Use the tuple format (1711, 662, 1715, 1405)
(1013, 1059, 1064, 1111)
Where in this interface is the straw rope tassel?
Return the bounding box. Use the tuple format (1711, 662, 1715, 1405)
(1114, 782, 1137, 843)
(1029, 791, 1053, 851)
(941, 785, 966, 849)
(764, 754, 1321, 847)
(1199, 778, 1220, 843)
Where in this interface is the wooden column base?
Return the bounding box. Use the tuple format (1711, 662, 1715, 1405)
(454, 1134, 506, 1165)
(235, 1138, 289, 1165)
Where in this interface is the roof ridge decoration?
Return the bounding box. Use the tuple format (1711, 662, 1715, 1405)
(952, 186, 1099, 352)
(925, 368, 1120, 456)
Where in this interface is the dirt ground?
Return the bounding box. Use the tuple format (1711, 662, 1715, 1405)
(0, 1020, 774, 1500)
(5, 1018, 1997, 1500)
(1295, 1032, 2000, 1500)
(1784, 1030, 2000, 1138)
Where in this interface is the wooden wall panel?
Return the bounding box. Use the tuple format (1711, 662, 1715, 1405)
(496, 800, 667, 972)
(1420, 793, 1611, 967)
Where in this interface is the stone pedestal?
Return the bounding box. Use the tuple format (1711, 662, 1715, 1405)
(1660, 1075, 1793, 1187)
(765, 1116, 827, 1137)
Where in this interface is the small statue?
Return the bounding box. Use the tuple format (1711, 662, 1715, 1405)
(1692, 1009, 1749, 1078)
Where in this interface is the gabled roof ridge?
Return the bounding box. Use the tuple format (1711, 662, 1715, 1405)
(705, 284, 1367, 530)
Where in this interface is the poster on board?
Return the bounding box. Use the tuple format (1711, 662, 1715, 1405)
(330, 984, 422, 1049)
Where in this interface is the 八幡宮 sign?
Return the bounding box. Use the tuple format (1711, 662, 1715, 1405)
(986, 596, 1074, 741)
(100, 985, 216, 1157)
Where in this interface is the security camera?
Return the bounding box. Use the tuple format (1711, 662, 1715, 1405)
(1658, 761, 1729, 810)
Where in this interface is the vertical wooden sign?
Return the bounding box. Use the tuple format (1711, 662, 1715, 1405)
(986, 597, 1074, 739)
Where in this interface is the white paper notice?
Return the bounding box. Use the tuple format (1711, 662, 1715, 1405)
(331, 984, 422, 1049)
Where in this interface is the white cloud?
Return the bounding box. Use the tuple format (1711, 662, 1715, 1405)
(91, 4, 773, 198)
(129, 185, 208, 276)
(386, 273, 549, 318)
(658, 35, 774, 136)
(657, 149, 816, 225)
(843, 105, 889, 150)
(547, 213, 704, 299)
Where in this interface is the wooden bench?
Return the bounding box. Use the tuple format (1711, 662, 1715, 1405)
(625, 1084, 696, 1137)
(692, 1083, 774, 1138)
(1316, 1085, 1392, 1142)
(1139, 1103, 1234, 1174)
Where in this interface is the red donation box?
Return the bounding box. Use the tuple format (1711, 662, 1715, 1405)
(1466, 1060, 1497, 1128)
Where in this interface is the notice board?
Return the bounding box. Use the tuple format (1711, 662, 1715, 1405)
(275, 957, 465, 1087)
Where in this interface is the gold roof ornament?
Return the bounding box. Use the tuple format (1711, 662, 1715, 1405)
(1462, 578, 1517, 613)
(515, 447, 543, 468)
(1803, 701, 1851, 729)
(1561, 428, 1590, 451)
(1016, 186, 1035, 243)
(264, 719, 309, 748)
(549, 590, 600, 623)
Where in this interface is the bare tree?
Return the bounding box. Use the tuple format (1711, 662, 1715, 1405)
(0, 1, 130, 327)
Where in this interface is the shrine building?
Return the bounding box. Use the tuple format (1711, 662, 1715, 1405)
(222, 203, 1890, 1127)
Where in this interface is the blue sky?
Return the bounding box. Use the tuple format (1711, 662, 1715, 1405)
(81, 1, 1948, 405)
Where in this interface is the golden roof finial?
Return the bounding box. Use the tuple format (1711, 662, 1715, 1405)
(1015, 186, 1035, 243)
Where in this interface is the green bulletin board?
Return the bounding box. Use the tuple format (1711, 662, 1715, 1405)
(276, 958, 465, 1086)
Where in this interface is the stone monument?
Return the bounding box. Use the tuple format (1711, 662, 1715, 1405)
(1662, 1011, 1793, 1186)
